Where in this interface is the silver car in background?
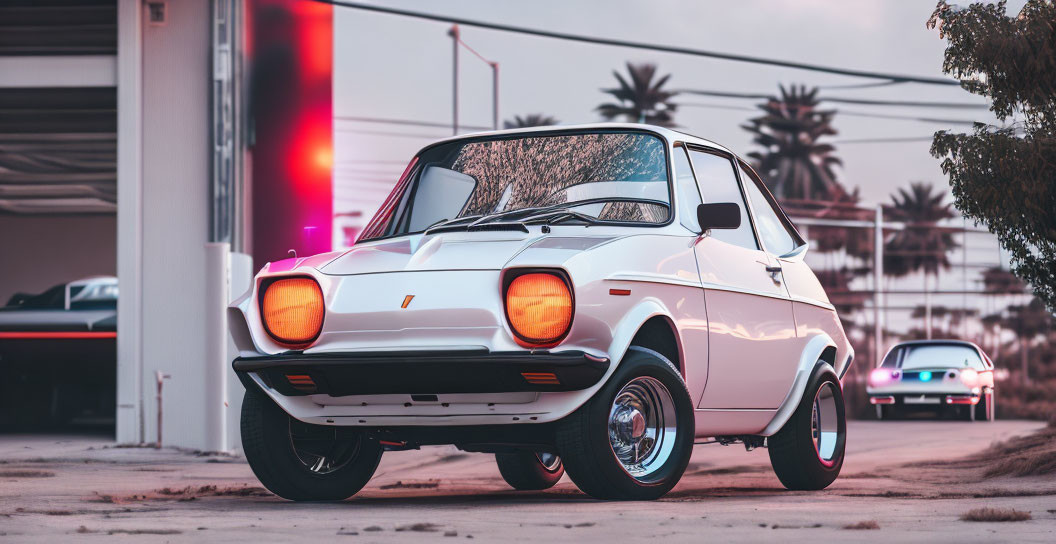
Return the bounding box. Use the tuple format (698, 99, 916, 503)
(867, 340, 995, 421)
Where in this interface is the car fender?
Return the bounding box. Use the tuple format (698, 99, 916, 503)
(760, 333, 837, 436)
(604, 297, 678, 378)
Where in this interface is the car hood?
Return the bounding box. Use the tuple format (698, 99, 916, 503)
(319, 232, 536, 275)
(313, 231, 622, 276)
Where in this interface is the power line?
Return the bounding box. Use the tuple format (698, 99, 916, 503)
(336, 115, 492, 131)
(678, 102, 980, 125)
(679, 89, 988, 109)
(818, 80, 907, 90)
(315, 0, 961, 86)
(335, 158, 412, 164)
(335, 128, 444, 139)
(832, 136, 935, 144)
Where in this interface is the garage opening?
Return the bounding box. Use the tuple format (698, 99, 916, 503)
(0, 0, 118, 433)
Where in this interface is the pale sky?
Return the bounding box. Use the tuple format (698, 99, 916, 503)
(333, 0, 1020, 217)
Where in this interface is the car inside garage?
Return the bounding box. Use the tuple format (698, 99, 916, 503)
(0, 0, 118, 431)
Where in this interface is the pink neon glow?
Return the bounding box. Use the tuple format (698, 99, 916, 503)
(869, 396, 895, 405)
(869, 368, 896, 387)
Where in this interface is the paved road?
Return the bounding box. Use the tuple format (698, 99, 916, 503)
(1, 420, 1054, 542)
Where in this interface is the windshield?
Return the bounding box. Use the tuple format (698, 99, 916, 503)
(359, 131, 670, 241)
(880, 343, 986, 371)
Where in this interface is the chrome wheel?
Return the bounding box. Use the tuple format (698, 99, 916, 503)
(811, 382, 840, 467)
(535, 452, 561, 472)
(607, 376, 677, 480)
(288, 419, 362, 475)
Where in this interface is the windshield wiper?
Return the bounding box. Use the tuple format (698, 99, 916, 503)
(468, 206, 550, 227)
(522, 209, 603, 226)
(424, 215, 482, 234)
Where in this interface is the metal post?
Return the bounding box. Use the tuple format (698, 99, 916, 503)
(448, 25, 459, 135)
(962, 218, 969, 338)
(154, 370, 170, 448)
(925, 275, 932, 339)
(491, 61, 499, 130)
(874, 205, 884, 366)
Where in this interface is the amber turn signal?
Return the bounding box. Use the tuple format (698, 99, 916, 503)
(261, 277, 324, 346)
(504, 272, 573, 346)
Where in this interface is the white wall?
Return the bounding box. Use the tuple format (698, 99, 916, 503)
(0, 214, 116, 304)
(117, 0, 224, 450)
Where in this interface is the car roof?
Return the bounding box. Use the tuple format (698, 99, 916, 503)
(421, 122, 737, 156)
(888, 339, 987, 354)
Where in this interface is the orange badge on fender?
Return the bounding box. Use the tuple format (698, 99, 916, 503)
(401, 295, 414, 309)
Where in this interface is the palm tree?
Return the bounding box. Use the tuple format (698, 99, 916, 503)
(742, 84, 847, 202)
(597, 63, 678, 127)
(503, 114, 559, 129)
(882, 182, 959, 338)
(998, 298, 1052, 382)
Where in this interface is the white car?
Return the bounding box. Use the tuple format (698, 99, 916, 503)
(230, 124, 853, 501)
(867, 339, 995, 421)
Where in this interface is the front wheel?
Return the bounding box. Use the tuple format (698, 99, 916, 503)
(241, 388, 383, 501)
(556, 347, 695, 500)
(768, 364, 846, 491)
(974, 389, 995, 422)
(495, 452, 564, 490)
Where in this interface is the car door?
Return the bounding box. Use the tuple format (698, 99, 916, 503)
(686, 147, 799, 410)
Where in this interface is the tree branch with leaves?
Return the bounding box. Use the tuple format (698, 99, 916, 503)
(927, 0, 1056, 313)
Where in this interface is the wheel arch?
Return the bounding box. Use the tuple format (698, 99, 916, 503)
(605, 299, 682, 377)
(760, 333, 838, 437)
(627, 315, 683, 376)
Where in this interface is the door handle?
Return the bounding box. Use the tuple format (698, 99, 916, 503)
(764, 265, 783, 283)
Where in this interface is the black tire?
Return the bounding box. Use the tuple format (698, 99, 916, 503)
(974, 389, 994, 422)
(495, 452, 564, 490)
(768, 364, 846, 491)
(555, 347, 694, 500)
(241, 388, 383, 501)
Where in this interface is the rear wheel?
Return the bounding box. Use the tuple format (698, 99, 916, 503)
(241, 388, 383, 501)
(556, 347, 694, 500)
(768, 364, 846, 491)
(495, 452, 564, 490)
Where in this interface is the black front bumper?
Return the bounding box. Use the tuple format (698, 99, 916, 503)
(233, 348, 610, 397)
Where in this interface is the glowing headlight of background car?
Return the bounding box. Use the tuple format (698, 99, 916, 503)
(260, 277, 325, 347)
(869, 368, 900, 386)
(503, 270, 574, 347)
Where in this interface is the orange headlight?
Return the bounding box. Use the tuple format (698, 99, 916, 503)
(261, 277, 324, 346)
(504, 271, 573, 346)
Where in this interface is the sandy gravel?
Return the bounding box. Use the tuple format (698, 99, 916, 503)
(1, 420, 1054, 542)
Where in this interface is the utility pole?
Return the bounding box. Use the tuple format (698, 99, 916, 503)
(490, 61, 499, 130)
(874, 205, 884, 366)
(449, 25, 459, 135)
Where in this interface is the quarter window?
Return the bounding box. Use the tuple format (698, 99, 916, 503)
(687, 149, 757, 250)
(740, 164, 798, 256)
(672, 146, 702, 232)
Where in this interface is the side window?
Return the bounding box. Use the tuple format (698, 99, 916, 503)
(739, 165, 798, 256)
(687, 149, 758, 250)
(672, 146, 702, 232)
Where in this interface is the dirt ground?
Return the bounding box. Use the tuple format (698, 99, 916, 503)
(1, 420, 1055, 543)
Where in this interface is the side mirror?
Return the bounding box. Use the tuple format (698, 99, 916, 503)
(697, 202, 741, 231)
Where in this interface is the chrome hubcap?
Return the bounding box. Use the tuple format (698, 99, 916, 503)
(535, 452, 561, 472)
(608, 376, 677, 480)
(811, 382, 840, 466)
(289, 419, 362, 475)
